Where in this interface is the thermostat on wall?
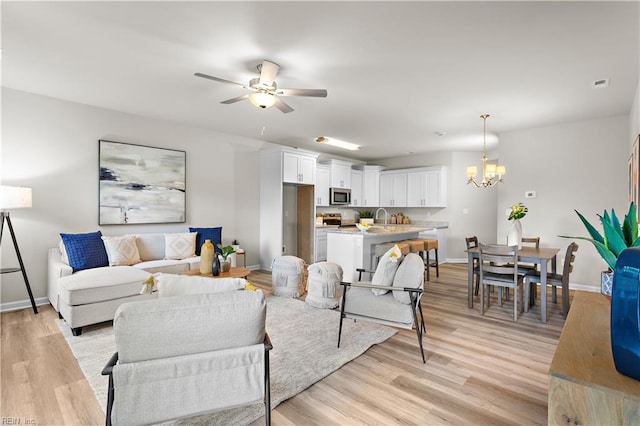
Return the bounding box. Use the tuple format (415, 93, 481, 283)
(525, 191, 536, 199)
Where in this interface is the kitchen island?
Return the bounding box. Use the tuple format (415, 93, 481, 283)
(326, 226, 430, 282)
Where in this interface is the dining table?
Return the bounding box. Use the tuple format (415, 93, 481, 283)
(466, 245, 560, 323)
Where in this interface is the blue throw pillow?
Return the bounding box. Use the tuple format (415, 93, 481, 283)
(189, 227, 222, 255)
(60, 231, 109, 272)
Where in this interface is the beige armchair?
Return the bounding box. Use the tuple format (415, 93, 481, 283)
(102, 290, 272, 426)
(338, 252, 426, 363)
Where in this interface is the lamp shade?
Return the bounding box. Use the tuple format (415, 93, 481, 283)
(0, 186, 32, 210)
(248, 92, 276, 109)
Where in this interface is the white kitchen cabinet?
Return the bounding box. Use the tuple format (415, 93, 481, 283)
(315, 228, 328, 262)
(315, 165, 330, 206)
(362, 165, 382, 207)
(350, 170, 363, 207)
(379, 171, 407, 207)
(321, 159, 352, 189)
(283, 151, 316, 184)
(407, 166, 447, 207)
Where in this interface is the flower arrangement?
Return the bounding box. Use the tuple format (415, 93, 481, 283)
(508, 203, 528, 221)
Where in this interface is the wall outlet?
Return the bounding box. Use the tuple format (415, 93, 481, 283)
(525, 191, 536, 199)
(462, 208, 469, 215)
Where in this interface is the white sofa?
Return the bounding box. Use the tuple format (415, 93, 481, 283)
(48, 233, 202, 336)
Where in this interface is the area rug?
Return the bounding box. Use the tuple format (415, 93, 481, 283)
(58, 295, 396, 425)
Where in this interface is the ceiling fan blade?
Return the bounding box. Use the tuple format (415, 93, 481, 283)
(194, 72, 245, 87)
(258, 60, 280, 87)
(277, 88, 328, 98)
(274, 97, 294, 113)
(220, 94, 249, 104)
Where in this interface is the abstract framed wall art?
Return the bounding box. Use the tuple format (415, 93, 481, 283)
(99, 140, 186, 225)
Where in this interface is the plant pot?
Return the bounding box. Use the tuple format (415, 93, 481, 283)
(221, 260, 231, 273)
(506, 219, 522, 249)
(601, 270, 614, 297)
(360, 218, 374, 226)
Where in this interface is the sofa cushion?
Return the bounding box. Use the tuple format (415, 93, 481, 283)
(132, 259, 189, 275)
(392, 253, 425, 304)
(135, 233, 166, 262)
(57, 266, 151, 305)
(371, 245, 402, 296)
(164, 232, 197, 260)
(102, 235, 141, 266)
(154, 273, 246, 297)
(189, 227, 222, 255)
(60, 231, 109, 272)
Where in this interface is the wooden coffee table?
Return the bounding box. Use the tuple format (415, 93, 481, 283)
(183, 267, 251, 279)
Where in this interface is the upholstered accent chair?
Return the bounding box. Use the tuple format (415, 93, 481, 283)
(102, 290, 272, 425)
(338, 252, 426, 363)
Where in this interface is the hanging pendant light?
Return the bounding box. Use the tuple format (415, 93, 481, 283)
(466, 114, 506, 188)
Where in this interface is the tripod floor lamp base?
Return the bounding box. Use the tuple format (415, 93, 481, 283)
(1, 211, 38, 314)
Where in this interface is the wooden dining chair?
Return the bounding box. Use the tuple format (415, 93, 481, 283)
(478, 243, 524, 321)
(524, 242, 578, 321)
(465, 236, 481, 295)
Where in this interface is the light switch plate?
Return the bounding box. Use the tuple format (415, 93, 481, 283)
(525, 191, 536, 198)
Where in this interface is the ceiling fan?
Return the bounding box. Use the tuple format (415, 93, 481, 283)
(195, 60, 328, 113)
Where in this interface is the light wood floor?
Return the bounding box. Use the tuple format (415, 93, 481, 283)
(1, 263, 566, 425)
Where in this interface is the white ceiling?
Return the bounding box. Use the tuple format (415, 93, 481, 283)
(2, 1, 638, 161)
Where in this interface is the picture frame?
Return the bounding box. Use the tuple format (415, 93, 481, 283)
(99, 140, 186, 225)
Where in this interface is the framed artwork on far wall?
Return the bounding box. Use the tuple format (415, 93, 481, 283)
(99, 140, 186, 225)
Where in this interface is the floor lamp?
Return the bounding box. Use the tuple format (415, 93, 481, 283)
(0, 185, 38, 314)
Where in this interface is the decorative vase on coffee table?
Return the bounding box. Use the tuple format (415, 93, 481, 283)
(212, 254, 221, 276)
(507, 219, 522, 248)
(199, 239, 214, 275)
(221, 260, 231, 273)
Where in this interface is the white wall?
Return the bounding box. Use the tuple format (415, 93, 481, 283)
(631, 79, 640, 146)
(497, 115, 629, 289)
(1, 88, 262, 308)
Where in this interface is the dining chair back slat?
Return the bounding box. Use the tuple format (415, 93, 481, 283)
(478, 243, 523, 321)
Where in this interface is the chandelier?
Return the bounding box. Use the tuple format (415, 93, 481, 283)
(466, 114, 506, 188)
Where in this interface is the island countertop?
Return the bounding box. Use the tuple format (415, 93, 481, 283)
(326, 225, 431, 236)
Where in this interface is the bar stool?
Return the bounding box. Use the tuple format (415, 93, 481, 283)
(372, 242, 410, 270)
(415, 238, 439, 281)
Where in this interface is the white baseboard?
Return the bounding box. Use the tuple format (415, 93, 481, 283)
(568, 283, 600, 292)
(1, 296, 49, 313)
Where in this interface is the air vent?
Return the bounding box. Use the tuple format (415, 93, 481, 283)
(592, 78, 610, 89)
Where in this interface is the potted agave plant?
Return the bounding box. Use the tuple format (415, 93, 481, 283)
(562, 202, 639, 296)
(359, 211, 374, 226)
(216, 244, 236, 273)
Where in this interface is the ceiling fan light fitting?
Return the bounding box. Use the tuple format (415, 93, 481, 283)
(248, 92, 276, 109)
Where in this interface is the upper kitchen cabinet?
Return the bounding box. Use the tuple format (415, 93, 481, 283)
(362, 165, 383, 207)
(379, 171, 407, 207)
(406, 166, 448, 207)
(283, 151, 317, 184)
(350, 169, 363, 207)
(315, 164, 330, 206)
(323, 159, 352, 189)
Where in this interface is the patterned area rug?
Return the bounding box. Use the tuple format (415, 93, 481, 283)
(58, 295, 396, 425)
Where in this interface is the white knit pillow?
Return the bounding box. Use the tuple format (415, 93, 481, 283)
(164, 232, 196, 260)
(371, 245, 402, 296)
(101, 235, 141, 266)
(154, 273, 246, 297)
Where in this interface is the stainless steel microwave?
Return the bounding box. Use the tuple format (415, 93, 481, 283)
(330, 187, 351, 205)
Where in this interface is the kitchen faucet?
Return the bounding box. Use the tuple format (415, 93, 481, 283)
(375, 208, 389, 226)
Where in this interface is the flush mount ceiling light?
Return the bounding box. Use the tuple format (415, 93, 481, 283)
(466, 114, 506, 188)
(315, 136, 360, 151)
(248, 91, 277, 109)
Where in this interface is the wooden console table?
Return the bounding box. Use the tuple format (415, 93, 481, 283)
(548, 291, 640, 425)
